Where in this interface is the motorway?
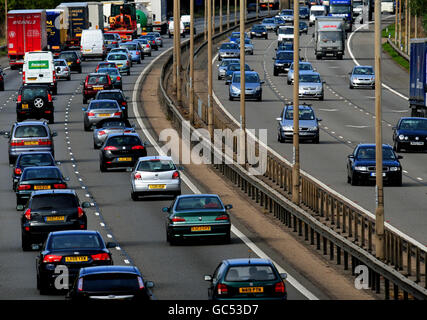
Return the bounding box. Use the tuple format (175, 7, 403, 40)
(0, 12, 326, 300)
(212, 13, 427, 246)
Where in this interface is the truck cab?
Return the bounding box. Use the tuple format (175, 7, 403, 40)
(314, 17, 346, 60)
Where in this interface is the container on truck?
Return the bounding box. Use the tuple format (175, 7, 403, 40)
(7, 10, 47, 70)
(328, 0, 353, 32)
(409, 39, 427, 117)
(56, 2, 89, 48)
(104, 1, 137, 40)
(22, 51, 57, 94)
(46, 9, 67, 56)
(313, 16, 346, 60)
(309, 5, 327, 26)
(147, 0, 168, 35)
(87, 2, 105, 30)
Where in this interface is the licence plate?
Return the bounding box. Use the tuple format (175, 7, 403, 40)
(27, 77, 37, 80)
(34, 185, 51, 190)
(98, 113, 111, 117)
(410, 142, 424, 145)
(148, 184, 166, 189)
(239, 287, 264, 293)
(24, 141, 39, 145)
(67, 62, 72, 66)
(117, 64, 123, 67)
(65, 256, 88, 262)
(370, 173, 386, 177)
(118, 157, 132, 162)
(45, 216, 65, 222)
(93, 86, 104, 90)
(191, 226, 211, 232)
(22, 104, 29, 109)
(84, 49, 92, 52)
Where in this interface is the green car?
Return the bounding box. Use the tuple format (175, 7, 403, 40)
(163, 194, 232, 245)
(204, 258, 288, 300)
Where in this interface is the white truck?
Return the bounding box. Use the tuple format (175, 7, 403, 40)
(137, 0, 167, 34)
(314, 17, 346, 60)
(87, 2, 104, 30)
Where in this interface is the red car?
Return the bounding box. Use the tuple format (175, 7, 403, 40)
(95, 62, 118, 72)
(82, 73, 113, 104)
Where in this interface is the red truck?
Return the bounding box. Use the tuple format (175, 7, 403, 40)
(7, 10, 47, 69)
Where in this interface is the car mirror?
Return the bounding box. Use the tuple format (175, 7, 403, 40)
(0, 131, 9, 137)
(276, 117, 282, 121)
(398, 155, 403, 159)
(81, 202, 92, 208)
(52, 131, 57, 137)
(162, 207, 170, 213)
(145, 281, 155, 289)
(272, 57, 276, 60)
(126, 167, 133, 172)
(280, 273, 287, 280)
(64, 177, 70, 182)
(143, 141, 151, 148)
(322, 80, 326, 84)
(16, 204, 25, 211)
(225, 204, 233, 210)
(52, 97, 57, 101)
(81, 81, 85, 85)
(348, 155, 354, 159)
(106, 242, 117, 248)
(204, 275, 212, 282)
(56, 161, 61, 165)
(122, 107, 126, 110)
(19, 71, 23, 75)
(177, 166, 185, 171)
(317, 118, 322, 122)
(82, 107, 87, 111)
(226, 81, 230, 85)
(392, 126, 396, 130)
(301, 57, 305, 61)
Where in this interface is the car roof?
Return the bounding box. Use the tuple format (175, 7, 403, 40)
(137, 155, 174, 162)
(399, 117, 427, 121)
(88, 72, 108, 76)
(106, 132, 140, 139)
(22, 165, 59, 171)
(223, 258, 274, 267)
(49, 230, 101, 237)
(89, 99, 119, 104)
(356, 143, 393, 148)
(80, 265, 141, 277)
(232, 71, 258, 76)
(17, 151, 53, 157)
(14, 120, 49, 126)
(96, 89, 124, 94)
(299, 70, 320, 75)
(97, 68, 119, 72)
(31, 189, 77, 196)
(176, 194, 221, 200)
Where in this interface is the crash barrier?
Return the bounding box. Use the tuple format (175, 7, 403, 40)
(154, 13, 427, 300)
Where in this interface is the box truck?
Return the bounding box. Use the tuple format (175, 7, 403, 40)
(88, 2, 105, 30)
(56, 2, 89, 48)
(314, 16, 346, 60)
(409, 39, 427, 117)
(46, 9, 68, 56)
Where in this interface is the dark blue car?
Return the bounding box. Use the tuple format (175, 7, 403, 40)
(224, 63, 252, 84)
(392, 117, 427, 152)
(347, 144, 403, 186)
(273, 50, 294, 76)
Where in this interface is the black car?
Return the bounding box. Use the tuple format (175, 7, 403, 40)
(139, 35, 158, 50)
(0, 67, 5, 91)
(36, 230, 115, 294)
(95, 89, 129, 119)
(58, 51, 82, 73)
(273, 50, 294, 76)
(16, 85, 55, 123)
(392, 117, 427, 152)
(19, 189, 90, 251)
(250, 25, 268, 39)
(16, 166, 69, 206)
(347, 144, 403, 186)
(12, 152, 56, 191)
(299, 21, 309, 34)
(66, 265, 154, 301)
(99, 133, 147, 171)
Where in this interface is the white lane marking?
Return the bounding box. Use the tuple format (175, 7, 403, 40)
(131, 42, 318, 300)
(390, 109, 409, 113)
(319, 108, 338, 112)
(345, 125, 369, 128)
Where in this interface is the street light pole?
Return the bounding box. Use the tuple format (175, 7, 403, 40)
(292, 0, 300, 204)
(220, 0, 223, 33)
(394, 0, 398, 45)
(256, 0, 259, 19)
(374, 0, 385, 260)
(227, 0, 230, 30)
(205, 0, 207, 40)
(239, 0, 246, 167)
(173, 0, 178, 90)
(208, 0, 214, 138)
(189, 0, 195, 124)
(398, 0, 402, 49)
(235, 0, 237, 26)
(213, 0, 216, 35)
(405, 0, 408, 53)
(176, 0, 182, 105)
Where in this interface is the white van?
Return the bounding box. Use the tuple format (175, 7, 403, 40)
(309, 5, 327, 26)
(168, 20, 185, 38)
(23, 51, 57, 94)
(80, 29, 106, 60)
(381, 0, 395, 13)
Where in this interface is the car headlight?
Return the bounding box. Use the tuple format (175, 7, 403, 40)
(309, 126, 318, 131)
(389, 167, 400, 171)
(231, 85, 239, 92)
(398, 134, 405, 140)
(282, 126, 293, 131)
(255, 86, 261, 91)
(354, 166, 368, 171)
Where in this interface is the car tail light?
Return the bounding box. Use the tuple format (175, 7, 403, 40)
(121, 101, 127, 106)
(77, 278, 83, 291)
(274, 281, 286, 293)
(112, 41, 118, 44)
(131, 145, 144, 150)
(116, 76, 121, 81)
(17, 95, 22, 103)
(114, 112, 122, 116)
(11, 140, 25, 146)
(14, 168, 22, 175)
(126, 61, 130, 66)
(65, 67, 69, 72)
(172, 217, 186, 222)
(136, 51, 140, 55)
(77, 59, 81, 64)
(215, 215, 229, 221)
(104, 146, 118, 151)
(43, 254, 62, 263)
(18, 184, 31, 191)
(22, 71, 25, 83)
(146, 44, 150, 48)
(38, 139, 52, 146)
(24, 209, 31, 220)
(53, 70, 56, 81)
(84, 76, 89, 86)
(91, 253, 111, 261)
(80, 45, 82, 51)
(134, 173, 142, 180)
(88, 112, 95, 116)
(98, 130, 106, 136)
(48, 93, 52, 102)
(77, 207, 84, 218)
(172, 171, 179, 179)
(107, 76, 112, 85)
(53, 183, 67, 189)
(137, 276, 144, 289)
(124, 130, 132, 133)
(217, 283, 228, 295)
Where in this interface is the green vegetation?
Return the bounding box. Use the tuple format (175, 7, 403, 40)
(382, 41, 409, 70)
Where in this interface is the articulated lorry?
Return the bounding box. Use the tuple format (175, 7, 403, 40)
(56, 2, 89, 48)
(328, 0, 353, 32)
(7, 10, 47, 69)
(314, 16, 346, 60)
(46, 9, 68, 56)
(88, 2, 105, 30)
(409, 39, 427, 117)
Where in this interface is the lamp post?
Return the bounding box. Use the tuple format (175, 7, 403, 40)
(189, 0, 195, 124)
(239, 0, 247, 167)
(292, 0, 300, 205)
(208, 0, 214, 138)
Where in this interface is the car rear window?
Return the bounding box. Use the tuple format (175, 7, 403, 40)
(104, 34, 117, 40)
(96, 92, 123, 101)
(54, 60, 67, 67)
(175, 196, 223, 210)
(14, 125, 48, 138)
(19, 154, 54, 167)
(121, 44, 137, 50)
(137, 159, 175, 172)
(106, 136, 141, 147)
(31, 194, 78, 210)
(49, 234, 102, 250)
(98, 120, 128, 128)
(81, 273, 139, 292)
(108, 54, 127, 60)
(98, 68, 120, 76)
(22, 167, 62, 180)
(89, 101, 119, 110)
(88, 75, 109, 85)
(59, 52, 77, 61)
(22, 87, 48, 100)
(225, 265, 277, 282)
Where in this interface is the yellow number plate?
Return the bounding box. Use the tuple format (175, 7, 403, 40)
(148, 184, 166, 189)
(67, 62, 72, 66)
(191, 226, 211, 232)
(24, 141, 39, 145)
(118, 157, 132, 161)
(22, 104, 29, 109)
(34, 185, 51, 190)
(93, 86, 104, 90)
(98, 113, 111, 117)
(65, 256, 88, 262)
(27, 77, 37, 80)
(117, 64, 123, 67)
(45, 216, 65, 222)
(84, 49, 92, 52)
(239, 287, 264, 293)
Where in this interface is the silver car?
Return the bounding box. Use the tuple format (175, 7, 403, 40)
(110, 48, 133, 66)
(235, 38, 254, 55)
(82, 99, 123, 131)
(54, 59, 71, 81)
(130, 156, 182, 200)
(287, 62, 314, 85)
(298, 71, 324, 100)
(93, 118, 135, 149)
(349, 65, 375, 89)
(106, 52, 131, 76)
(134, 38, 152, 57)
(216, 58, 240, 80)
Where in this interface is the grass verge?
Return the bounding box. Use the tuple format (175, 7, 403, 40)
(382, 24, 409, 71)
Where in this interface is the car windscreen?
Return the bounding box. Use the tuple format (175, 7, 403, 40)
(58, 52, 77, 61)
(319, 31, 342, 42)
(399, 119, 427, 130)
(284, 108, 315, 120)
(121, 44, 137, 50)
(353, 67, 374, 75)
(98, 63, 116, 68)
(104, 34, 117, 40)
(278, 44, 293, 51)
(220, 43, 238, 50)
(49, 234, 102, 250)
(329, 4, 351, 14)
(31, 194, 78, 210)
(300, 74, 321, 83)
(176, 196, 223, 210)
(22, 167, 61, 180)
(224, 265, 277, 282)
(282, 10, 293, 15)
(87, 75, 109, 85)
(356, 147, 396, 160)
(277, 52, 293, 60)
(231, 32, 240, 38)
(108, 54, 127, 60)
(252, 26, 266, 31)
(98, 68, 120, 76)
(22, 87, 48, 100)
(14, 125, 48, 138)
(279, 28, 292, 34)
(233, 74, 260, 83)
(54, 60, 67, 67)
(97, 120, 128, 128)
(228, 64, 250, 71)
(96, 92, 123, 101)
(300, 8, 309, 14)
(263, 18, 274, 23)
(81, 273, 140, 292)
(89, 101, 119, 110)
(292, 63, 312, 71)
(137, 159, 176, 172)
(106, 136, 141, 147)
(19, 154, 54, 167)
(311, 10, 325, 16)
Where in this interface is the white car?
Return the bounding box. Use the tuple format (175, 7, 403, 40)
(130, 156, 182, 200)
(278, 26, 294, 43)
